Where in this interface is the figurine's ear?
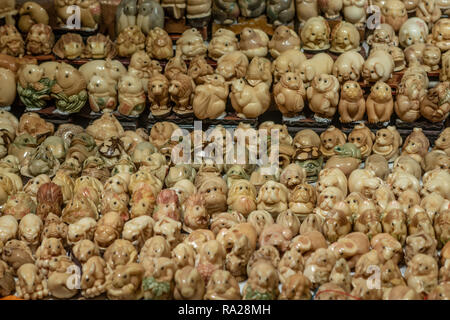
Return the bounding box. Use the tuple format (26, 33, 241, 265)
(288, 61, 295, 71)
(53, 41, 64, 59)
(305, 66, 315, 81)
(374, 63, 384, 77)
(351, 64, 359, 77)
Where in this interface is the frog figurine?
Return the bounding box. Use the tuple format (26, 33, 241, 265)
(324, 143, 362, 177)
(17, 64, 55, 111)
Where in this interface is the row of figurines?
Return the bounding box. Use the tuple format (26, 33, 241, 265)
(0, 139, 448, 298)
(0, 47, 449, 122)
(3, 0, 448, 34)
(1, 0, 165, 34)
(0, 217, 448, 299)
(0, 107, 449, 187)
(1, 14, 449, 60)
(0, 110, 448, 300)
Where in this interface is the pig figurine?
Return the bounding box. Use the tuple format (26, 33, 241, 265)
(298, 53, 334, 87)
(362, 48, 395, 83)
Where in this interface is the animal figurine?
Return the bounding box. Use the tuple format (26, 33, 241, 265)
(137, 0, 164, 34)
(51, 63, 88, 114)
(117, 74, 146, 117)
(272, 49, 307, 83)
(25, 23, 54, 56)
(243, 260, 279, 300)
(193, 74, 229, 119)
(17, 64, 54, 111)
(266, 0, 295, 26)
(176, 28, 207, 60)
(174, 266, 205, 300)
(362, 48, 395, 83)
(295, 0, 319, 25)
(298, 53, 334, 87)
(212, 0, 240, 24)
(230, 78, 270, 118)
(188, 56, 214, 85)
(366, 81, 394, 123)
(204, 270, 241, 300)
(116, 26, 146, 57)
(268, 26, 300, 58)
(82, 33, 116, 59)
(208, 28, 238, 60)
(0, 25, 25, 57)
(273, 72, 305, 118)
(239, 27, 269, 59)
(300, 16, 331, 51)
(216, 51, 249, 81)
(338, 81, 365, 123)
(146, 27, 173, 60)
(15, 263, 49, 300)
(330, 21, 361, 53)
(307, 74, 340, 120)
(420, 81, 450, 123)
(79, 59, 127, 88)
(381, 0, 408, 32)
(372, 126, 403, 162)
(107, 263, 144, 300)
(88, 75, 117, 113)
(81, 256, 108, 298)
(148, 73, 170, 117)
(342, 0, 367, 28)
(169, 73, 195, 116)
(238, 0, 266, 17)
(116, 0, 138, 35)
(18, 2, 49, 33)
(417, 0, 441, 28)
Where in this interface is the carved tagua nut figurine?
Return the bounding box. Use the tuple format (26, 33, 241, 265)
(338, 81, 365, 123)
(366, 81, 394, 124)
(25, 23, 54, 56)
(212, 0, 240, 25)
(146, 27, 173, 61)
(0, 25, 25, 57)
(53, 33, 84, 60)
(268, 26, 300, 58)
(116, 26, 146, 58)
(330, 21, 361, 53)
(307, 74, 340, 120)
(274, 72, 306, 118)
(301, 16, 331, 51)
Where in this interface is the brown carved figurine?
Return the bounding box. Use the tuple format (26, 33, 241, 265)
(193, 74, 229, 120)
(420, 81, 450, 122)
(82, 33, 116, 59)
(148, 73, 170, 118)
(301, 16, 331, 51)
(338, 81, 365, 123)
(146, 27, 173, 60)
(306, 74, 340, 119)
(116, 26, 146, 58)
(0, 25, 24, 57)
(372, 126, 403, 162)
(169, 73, 195, 117)
(366, 81, 394, 123)
(25, 24, 54, 56)
(273, 72, 306, 117)
(268, 26, 300, 58)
